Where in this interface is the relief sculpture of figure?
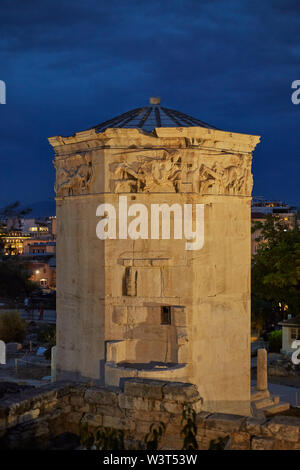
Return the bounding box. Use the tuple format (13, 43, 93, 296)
(114, 151, 181, 193)
(222, 157, 252, 195)
(144, 153, 181, 192)
(114, 165, 139, 192)
(200, 162, 226, 194)
(54, 155, 94, 196)
(187, 156, 252, 195)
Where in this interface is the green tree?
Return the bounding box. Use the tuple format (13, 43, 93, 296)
(252, 214, 300, 323)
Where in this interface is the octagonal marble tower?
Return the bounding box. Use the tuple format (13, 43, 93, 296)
(49, 98, 260, 415)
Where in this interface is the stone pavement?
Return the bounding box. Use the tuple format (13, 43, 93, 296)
(20, 309, 56, 324)
(0, 309, 56, 324)
(252, 380, 300, 407)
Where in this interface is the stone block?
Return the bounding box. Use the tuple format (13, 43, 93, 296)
(119, 394, 160, 412)
(205, 413, 246, 433)
(199, 428, 229, 441)
(124, 379, 166, 400)
(119, 394, 138, 410)
(47, 408, 64, 422)
(191, 400, 202, 414)
(32, 401, 42, 410)
(43, 400, 58, 410)
(251, 436, 274, 450)
(125, 409, 169, 424)
(196, 411, 212, 427)
(56, 382, 77, 397)
(103, 415, 135, 431)
(230, 431, 250, 450)
(84, 387, 118, 406)
(163, 383, 199, 403)
(18, 409, 40, 424)
(36, 388, 58, 403)
(135, 420, 153, 436)
(96, 404, 123, 417)
(169, 413, 184, 426)
(112, 309, 128, 329)
(172, 307, 186, 327)
(81, 413, 103, 427)
(274, 439, 299, 450)
(162, 401, 183, 414)
(242, 416, 266, 435)
(264, 416, 300, 442)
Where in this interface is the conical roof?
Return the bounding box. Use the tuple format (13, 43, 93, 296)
(92, 97, 219, 133)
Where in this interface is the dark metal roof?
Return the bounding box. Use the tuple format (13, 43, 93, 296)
(278, 318, 300, 327)
(91, 98, 219, 133)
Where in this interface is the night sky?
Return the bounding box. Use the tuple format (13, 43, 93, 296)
(0, 0, 299, 210)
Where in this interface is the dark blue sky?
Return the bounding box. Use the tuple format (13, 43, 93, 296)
(0, 0, 299, 209)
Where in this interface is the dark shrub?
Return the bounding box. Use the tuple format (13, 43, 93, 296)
(268, 329, 282, 353)
(0, 311, 27, 343)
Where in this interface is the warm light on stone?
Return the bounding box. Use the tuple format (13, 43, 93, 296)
(257, 348, 268, 391)
(149, 97, 161, 104)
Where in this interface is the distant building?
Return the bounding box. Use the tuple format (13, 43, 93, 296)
(279, 317, 300, 355)
(28, 257, 56, 289)
(6, 215, 56, 239)
(23, 240, 56, 255)
(251, 197, 298, 255)
(1, 231, 31, 255)
(252, 197, 297, 215)
(1, 215, 57, 289)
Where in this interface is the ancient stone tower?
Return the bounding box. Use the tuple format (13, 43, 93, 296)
(49, 98, 260, 415)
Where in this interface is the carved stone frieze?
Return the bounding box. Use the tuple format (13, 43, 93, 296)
(185, 155, 253, 195)
(112, 150, 181, 193)
(54, 154, 94, 196)
(111, 151, 252, 196)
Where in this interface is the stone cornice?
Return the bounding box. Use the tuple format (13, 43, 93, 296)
(49, 126, 260, 157)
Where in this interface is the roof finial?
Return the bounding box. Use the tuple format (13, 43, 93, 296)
(149, 97, 161, 105)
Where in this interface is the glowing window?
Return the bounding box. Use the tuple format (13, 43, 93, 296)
(291, 328, 300, 340)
